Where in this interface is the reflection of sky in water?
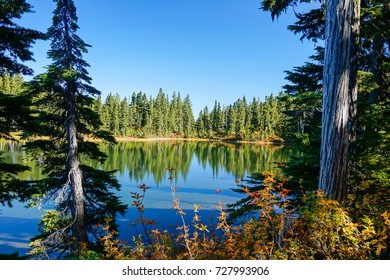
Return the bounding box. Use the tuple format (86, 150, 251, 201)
(0, 141, 296, 255)
(0, 216, 40, 255)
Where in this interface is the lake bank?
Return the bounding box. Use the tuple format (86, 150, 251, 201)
(4, 132, 285, 146)
(113, 136, 284, 145)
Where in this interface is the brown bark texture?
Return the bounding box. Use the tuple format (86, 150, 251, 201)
(319, 0, 360, 202)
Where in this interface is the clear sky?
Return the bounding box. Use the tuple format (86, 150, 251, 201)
(20, 0, 320, 115)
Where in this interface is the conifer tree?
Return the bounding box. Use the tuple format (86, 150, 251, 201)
(26, 0, 126, 253)
(202, 106, 212, 137)
(226, 105, 237, 136)
(235, 97, 248, 138)
(170, 91, 178, 133)
(249, 97, 260, 134)
(128, 92, 137, 132)
(182, 94, 195, 137)
(175, 92, 184, 135)
(211, 100, 223, 135)
(119, 97, 129, 136)
(195, 110, 205, 137)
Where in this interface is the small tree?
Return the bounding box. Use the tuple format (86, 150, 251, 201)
(26, 0, 126, 255)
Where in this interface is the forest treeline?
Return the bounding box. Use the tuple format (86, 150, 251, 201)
(1, 70, 287, 141)
(94, 90, 285, 141)
(0, 70, 287, 141)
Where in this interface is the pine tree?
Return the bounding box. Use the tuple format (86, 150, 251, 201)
(195, 110, 203, 137)
(211, 100, 223, 135)
(153, 89, 169, 136)
(249, 97, 260, 135)
(202, 106, 212, 137)
(145, 95, 154, 135)
(136, 92, 150, 134)
(26, 0, 126, 254)
(93, 95, 104, 125)
(226, 105, 237, 136)
(103, 93, 115, 132)
(119, 97, 129, 136)
(182, 94, 195, 137)
(175, 92, 184, 135)
(170, 91, 178, 134)
(235, 97, 248, 138)
(128, 92, 137, 133)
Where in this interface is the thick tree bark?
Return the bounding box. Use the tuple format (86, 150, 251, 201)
(319, 0, 360, 202)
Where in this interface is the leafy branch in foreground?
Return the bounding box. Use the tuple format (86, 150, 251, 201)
(68, 170, 389, 260)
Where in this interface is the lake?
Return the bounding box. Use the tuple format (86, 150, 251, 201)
(0, 140, 297, 255)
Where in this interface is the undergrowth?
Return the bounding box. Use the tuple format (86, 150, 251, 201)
(74, 170, 389, 260)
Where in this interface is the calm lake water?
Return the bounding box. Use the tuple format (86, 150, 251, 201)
(0, 140, 297, 255)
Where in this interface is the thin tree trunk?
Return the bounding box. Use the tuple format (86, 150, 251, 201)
(66, 91, 88, 245)
(62, 0, 88, 246)
(319, 0, 360, 202)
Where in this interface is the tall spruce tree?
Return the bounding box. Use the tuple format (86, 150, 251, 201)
(182, 94, 195, 137)
(26, 0, 126, 255)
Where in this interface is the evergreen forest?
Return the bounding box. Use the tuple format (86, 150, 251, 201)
(95, 90, 285, 141)
(0, 0, 389, 261)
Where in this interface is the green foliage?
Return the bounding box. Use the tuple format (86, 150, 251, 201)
(285, 191, 389, 259)
(94, 90, 286, 142)
(288, 8, 325, 42)
(0, 71, 35, 205)
(0, 154, 30, 206)
(0, 0, 45, 75)
(97, 90, 195, 138)
(73, 171, 389, 260)
(0, 1, 42, 205)
(195, 94, 285, 141)
(28, 210, 73, 259)
(22, 0, 126, 257)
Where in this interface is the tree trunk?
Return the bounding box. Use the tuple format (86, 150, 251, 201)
(319, 0, 360, 202)
(66, 91, 88, 245)
(61, 0, 88, 246)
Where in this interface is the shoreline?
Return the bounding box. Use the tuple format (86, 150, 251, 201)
(2, 134, 285, 145)
(114, 136, 284, 145)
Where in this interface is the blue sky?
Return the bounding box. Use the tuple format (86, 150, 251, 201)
(20, 0, 320, 115)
